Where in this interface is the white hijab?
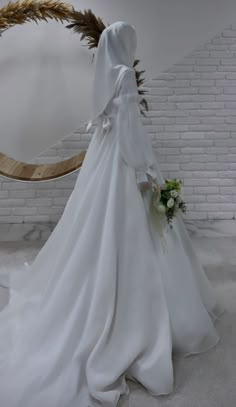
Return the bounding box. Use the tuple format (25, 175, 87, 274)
(92, 21, 137, 120)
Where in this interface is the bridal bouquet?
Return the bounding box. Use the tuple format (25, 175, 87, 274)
(149, 178, 187, 230)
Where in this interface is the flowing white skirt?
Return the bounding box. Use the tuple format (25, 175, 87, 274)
(0, 125, 224, 407)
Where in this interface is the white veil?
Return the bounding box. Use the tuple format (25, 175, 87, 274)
(90, 20, 161, 184)
(91, 21, 137, 120)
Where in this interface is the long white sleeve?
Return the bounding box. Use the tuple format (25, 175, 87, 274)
(114, 69, 158, 184)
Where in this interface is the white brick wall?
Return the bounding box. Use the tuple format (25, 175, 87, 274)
(1, 23, 236, 223)
(0, 131, 87, 224)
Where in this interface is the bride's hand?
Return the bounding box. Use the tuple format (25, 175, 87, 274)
(138, 181, 152, 192)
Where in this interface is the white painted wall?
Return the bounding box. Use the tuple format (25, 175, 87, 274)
(1, 0, 236, 161)
(1, 24, 236, 223)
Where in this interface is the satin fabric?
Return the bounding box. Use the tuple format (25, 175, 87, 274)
(0, 66, 224, 407)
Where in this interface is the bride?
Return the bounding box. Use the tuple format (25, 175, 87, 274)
(0, 21, 224, 407)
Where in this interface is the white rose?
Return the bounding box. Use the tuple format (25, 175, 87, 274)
(170, 189, 178, 198)
(167, 198, 175, 208)
(157, 204, 166, 214)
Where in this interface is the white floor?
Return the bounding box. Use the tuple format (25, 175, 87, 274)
(0, 235, 235, 407)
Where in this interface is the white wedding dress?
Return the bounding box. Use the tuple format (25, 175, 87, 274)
(0, 22, 224, 407)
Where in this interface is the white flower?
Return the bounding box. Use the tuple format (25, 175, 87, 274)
(167, 198, 175, 208)
(170, 190, 178, 198)
(157, 204, 166, 214)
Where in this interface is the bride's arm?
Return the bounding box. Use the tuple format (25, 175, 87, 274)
(115, 68, 159, 190)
